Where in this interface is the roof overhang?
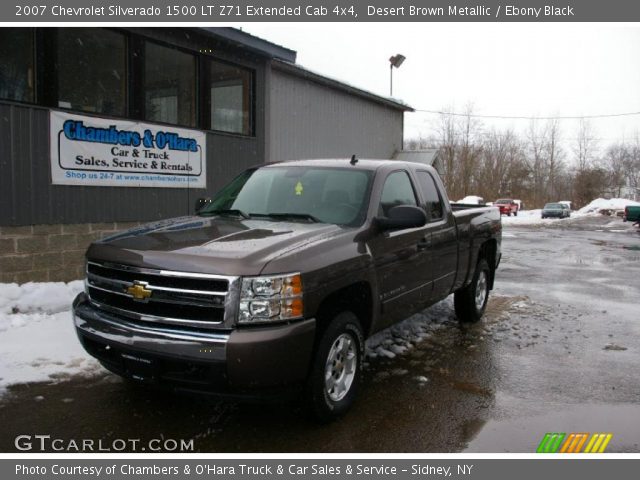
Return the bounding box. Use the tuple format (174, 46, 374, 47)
(272, 60, 414, 113)
(195, 27, 297, 63)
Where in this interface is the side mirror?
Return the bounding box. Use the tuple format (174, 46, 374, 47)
(195, 197, 212, 213)
(376, 205, 427, 231)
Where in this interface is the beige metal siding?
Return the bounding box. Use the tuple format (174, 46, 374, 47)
(268, 69, 403, 162)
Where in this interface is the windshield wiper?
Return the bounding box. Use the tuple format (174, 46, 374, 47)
(253, 212, 320, 223)
(200, 209, 250, 219)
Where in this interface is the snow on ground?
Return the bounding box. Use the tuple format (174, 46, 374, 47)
(0, 278, 456, 395)
(499, 209, 572, 226)
(501, 197, 640, 226)
(577, 198, 640, 215)
(365, 297, 453, 360)
(0, 281, 101, 395)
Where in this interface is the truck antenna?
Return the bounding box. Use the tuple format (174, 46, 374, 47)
(350, 154, 358, 165)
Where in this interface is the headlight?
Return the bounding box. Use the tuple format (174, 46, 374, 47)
(238, 273, 303, 324)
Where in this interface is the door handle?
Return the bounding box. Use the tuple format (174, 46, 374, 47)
(417, 237, 430, 250)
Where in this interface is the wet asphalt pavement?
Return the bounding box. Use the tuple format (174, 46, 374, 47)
(1, 215, 639, 453)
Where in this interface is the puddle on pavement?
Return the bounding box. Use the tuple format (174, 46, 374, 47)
(465, 403, 640, 453)
(0, 294, 547, 453)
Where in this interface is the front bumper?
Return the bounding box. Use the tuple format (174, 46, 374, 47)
(73, 293, 316, 396)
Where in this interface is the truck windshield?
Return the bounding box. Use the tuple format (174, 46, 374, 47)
(544, 203, 562, 209)
(199, 166, 373, 226)
(495, 199, 512, 204)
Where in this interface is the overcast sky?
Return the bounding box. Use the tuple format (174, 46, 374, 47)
(244, 24, 640, 156)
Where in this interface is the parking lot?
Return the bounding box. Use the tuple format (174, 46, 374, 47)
(1, 214, 639, 452)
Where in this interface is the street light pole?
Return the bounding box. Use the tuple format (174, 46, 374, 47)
(388, 54, 406, 97)
(390, 63, 393, 96)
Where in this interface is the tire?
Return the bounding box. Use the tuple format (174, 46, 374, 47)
(514, 210, 518, 216)
(307, 311, 364, 422)
(454, 258, 491, 324)
(507, 212, 512, 217)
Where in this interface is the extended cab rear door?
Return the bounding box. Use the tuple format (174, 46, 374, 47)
(414, 170, 458, 301)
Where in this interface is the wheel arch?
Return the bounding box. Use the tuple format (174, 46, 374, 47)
(313, 281, 374, 338)
(478, 239, 498, 290)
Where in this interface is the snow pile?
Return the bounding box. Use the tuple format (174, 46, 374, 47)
(500, 209, 549, 226)
(577, 198, 640, 215)
(0, 281, 84, 317)
(0, 281, 100, 394)
(457, 196, 485, 205)
(365, 297, 453, 359)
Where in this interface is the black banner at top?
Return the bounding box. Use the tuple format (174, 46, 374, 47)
(4, 0, 640, 22)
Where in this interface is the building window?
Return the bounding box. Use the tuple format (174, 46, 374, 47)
(0, 28, 34, 103)
(56, 29, 126, 116)
(210, 60, 253, 135)
(145, 41, 196, 127)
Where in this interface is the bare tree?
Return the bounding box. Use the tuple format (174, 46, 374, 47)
(605, 143, 629, 198)
(546, 118, 564, 201)
(434, 107, 458, 195)
(526, 119, 550, 207)
(623, 135, 640, 200)
(456, 103, 483, 198)
(574, 119, 598, 172)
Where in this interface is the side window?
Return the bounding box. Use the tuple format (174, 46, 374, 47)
(378, 171, 418, 217)
(416, 171, 444, 221)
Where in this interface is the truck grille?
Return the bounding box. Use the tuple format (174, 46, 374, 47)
(86, 261, 236, 329)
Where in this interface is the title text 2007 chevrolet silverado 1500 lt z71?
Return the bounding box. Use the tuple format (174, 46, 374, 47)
(73, 159, 501, 420)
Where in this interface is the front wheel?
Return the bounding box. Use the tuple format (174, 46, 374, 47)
(454, 259, 491, 323)
(514, 210, 518, 216)
(307, 312, 364, 422)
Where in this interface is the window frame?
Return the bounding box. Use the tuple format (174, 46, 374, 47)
(52, 27, 129, 118)
(377, 169, 420, 218)
(141, 38, 199, 128)
(415, 170, 446, 223)
(0, 27, 37, 105)
(1, 27, 257, 137)
(204, 56, 255, 136)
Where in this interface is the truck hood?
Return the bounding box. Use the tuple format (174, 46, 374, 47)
(87, 215, 349, 276)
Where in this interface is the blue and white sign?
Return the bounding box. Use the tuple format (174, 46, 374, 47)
(50, 111, 207, 188)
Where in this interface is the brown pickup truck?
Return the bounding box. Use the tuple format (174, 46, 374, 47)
(73, 159, 501, 420)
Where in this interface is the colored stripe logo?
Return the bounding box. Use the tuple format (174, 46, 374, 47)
(537, 433, 613, 453)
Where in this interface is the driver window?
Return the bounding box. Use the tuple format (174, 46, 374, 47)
(378, 171, 418, 217)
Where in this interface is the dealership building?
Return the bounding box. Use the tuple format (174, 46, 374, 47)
(0, 27, 412, 283)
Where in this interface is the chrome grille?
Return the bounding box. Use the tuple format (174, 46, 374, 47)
(86, 261, 237, 329)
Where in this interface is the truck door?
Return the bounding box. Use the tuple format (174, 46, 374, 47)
(415, 170, 458, 302)
(368, 170, 432, 328)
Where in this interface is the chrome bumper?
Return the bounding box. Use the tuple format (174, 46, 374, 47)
(73, 293, 316, 390)
(73, 293, 229, 362)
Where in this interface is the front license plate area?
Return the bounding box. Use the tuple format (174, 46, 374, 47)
(121, 352, 156, 382)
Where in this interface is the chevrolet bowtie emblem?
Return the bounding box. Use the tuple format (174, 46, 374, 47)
(126, 281, 152, 301)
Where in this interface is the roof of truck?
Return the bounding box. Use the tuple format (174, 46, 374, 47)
(265, 158, 436, 171)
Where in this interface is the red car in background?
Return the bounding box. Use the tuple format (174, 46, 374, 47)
(495, 198, 519, 216)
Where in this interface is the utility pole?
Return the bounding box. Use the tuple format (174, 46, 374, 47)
(388, 54, 406, 97)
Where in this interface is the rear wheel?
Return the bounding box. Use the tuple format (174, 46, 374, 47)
(307, 312, 364, 422)
(514, 210, 518, 216)
(454, 259, 491, 323)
